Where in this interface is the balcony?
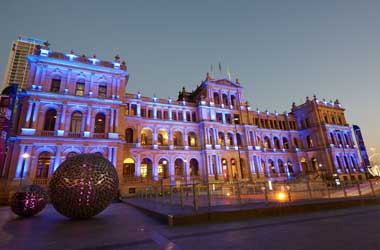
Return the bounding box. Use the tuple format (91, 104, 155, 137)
(40, 130, 55, 136)
(68, 132, 81, 137)
(33, 178, 49, 186)
(93, 133, 106, 139)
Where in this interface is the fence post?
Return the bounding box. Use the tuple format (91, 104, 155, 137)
(192, 183, 198, 211)
(180, 184, 184, 208)
(307, 181, 313, 199)
(326, 183, 331, 199)
(369, 179, 376, 197)
(236, 181, 242, 205)
(357, 181, 362, 196)
(169, 185, 173, 205)
(207, 182, 211, 209)
(287, 185, 292, 202)
(264, 183, 269, 204)
(343, 183, 347, 198)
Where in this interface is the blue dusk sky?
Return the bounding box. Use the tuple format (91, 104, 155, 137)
(0, 0, 379, 150)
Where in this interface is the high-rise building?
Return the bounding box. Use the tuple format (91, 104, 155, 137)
(2, 36, 47, 89)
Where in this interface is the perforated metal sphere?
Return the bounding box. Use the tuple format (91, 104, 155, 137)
(49, 153, 119, 219)
(11, 185, 48, 217)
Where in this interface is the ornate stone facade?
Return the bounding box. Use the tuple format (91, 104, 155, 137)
(1, 45, 367, 196)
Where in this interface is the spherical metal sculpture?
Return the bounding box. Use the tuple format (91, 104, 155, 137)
(11, 185, 48, 217)
(49, 153, 119, 219)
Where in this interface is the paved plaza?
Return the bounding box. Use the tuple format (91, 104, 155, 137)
(1, 202, 380, 250)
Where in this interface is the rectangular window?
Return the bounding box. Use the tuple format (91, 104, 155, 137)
(98, 85, 107, 98)
(75, 82, 85, 96)
(172, 111, 177, 120)
(50, 79, 61, 93)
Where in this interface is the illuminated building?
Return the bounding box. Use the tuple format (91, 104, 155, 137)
(2, 37, 47, 89)
(1, 43, 367, 197)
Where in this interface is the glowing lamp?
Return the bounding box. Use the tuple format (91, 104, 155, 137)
(276, 192, 287, 202)
(22, 153, 30, 159)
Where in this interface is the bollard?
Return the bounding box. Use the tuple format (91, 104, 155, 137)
(369, 180, 376, 197)
(343, 183, 347, 198)
(357, 181, 362, 197)
(287, 187, 292, 203)
(307, 181, 313, 199)
(326, 183, 331, 199)
(264, 183, 269, 204)
(179, 184, 184, 208)
(192, 183, 198, 211)
(207, 182, 211, 209)
(236, 181, 242, 205)
(169, 185, 173, 205)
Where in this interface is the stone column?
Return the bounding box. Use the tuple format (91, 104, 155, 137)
(185, 160, 190, 182)
(110, 108, 114, 133)
(31, 101, 40, 129)
(136, 103, 141, 117)
(168, 107, 173, 120)
(153, 106, 157, 119)
(85, 106, 92, 132)
(24, 100, 34, 127)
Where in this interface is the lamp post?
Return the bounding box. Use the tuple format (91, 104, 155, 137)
(234, 117, 243, 180)
(335, 130, 354, 184)
(19, 152, 30, 186)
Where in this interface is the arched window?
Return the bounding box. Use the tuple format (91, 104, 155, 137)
(231, 159, 238, 179)
(123, 158, 135, 177)
(227, 133, 234, 146)
(36, 152, 50, 178)
(190, 159, 199, 176)
(300, 158, 308, 172)
(50, 78, 61, 93)
(221, 158, 228, 180)
(140, 158, 153, 178)
(287, 161, 294, 173)
(268, 160, 276, 174)
(75, 79, 85, 96)
(213, 92, 220, 105)
(125, 128, 134, 143)
(278, 160, 285, 174)
(351, 156, 357, 169)
(236, 133, 243, 147)
(264, 136, 271, 149)
(141, 128, 153, 145)
(222, 94, 228, 106)
(312, 158, 318, 172)
(70, 111, 83, 133)
(293, 138, 299, 148)
(173, 131, 183, 146)
(337, 133, 343, 145)
(330, 132, 336, 145)
(231, 95, 236, 107)
(174, 159, 184, 177)
(274, 137, 280, 149)
(218, 132, 225, 146)
(158, 158, 169, 178)
(283, 137, 289, 149)
(66, 152, 77, 159)
(44, 109, 57, 131)
(94, 113, 106, 133)
(306, 135, 313, 148)
(188, 132, 197, 147)
(336, 156, 342, 170)
(344, 134, 350, 146)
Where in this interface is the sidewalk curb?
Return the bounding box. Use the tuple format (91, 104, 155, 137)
(123, 197, 380, 226)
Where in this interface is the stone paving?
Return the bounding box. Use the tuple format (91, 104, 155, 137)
(1, 202, 380, 250)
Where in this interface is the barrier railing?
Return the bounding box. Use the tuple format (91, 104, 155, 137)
(133, 179, 380, 211)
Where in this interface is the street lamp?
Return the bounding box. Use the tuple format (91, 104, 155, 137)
(19, 152, 30, 186)
(234, 117, 243, 180)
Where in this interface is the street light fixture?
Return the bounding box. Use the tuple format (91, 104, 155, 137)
(234, 117, 243, 180)
(19, 152, 30, 186)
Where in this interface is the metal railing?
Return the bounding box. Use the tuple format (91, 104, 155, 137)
(133, 179, 380, 211)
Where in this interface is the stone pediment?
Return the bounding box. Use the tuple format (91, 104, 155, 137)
(212, 78, 242, 88)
